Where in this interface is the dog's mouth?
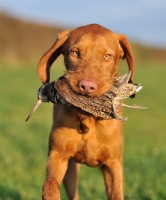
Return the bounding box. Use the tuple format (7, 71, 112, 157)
(63, 75, 114, 98)
(54, 76, 116, 119)
(55, 76, 94, 98)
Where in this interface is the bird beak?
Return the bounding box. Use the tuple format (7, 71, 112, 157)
(25, 99, 42, 122)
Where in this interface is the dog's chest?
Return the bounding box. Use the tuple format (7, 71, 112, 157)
(72, 124, 112, 167)
(73, 137, 99, 167)
(53, 106, 120, 166)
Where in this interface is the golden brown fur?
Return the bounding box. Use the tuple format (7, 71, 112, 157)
(37, 24, 134, 200)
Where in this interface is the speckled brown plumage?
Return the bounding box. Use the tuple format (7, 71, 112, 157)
(54, 71, 146, 122)
(26, 71, 147, 122)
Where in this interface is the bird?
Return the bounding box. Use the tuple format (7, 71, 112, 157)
(26, 71, 147, 122)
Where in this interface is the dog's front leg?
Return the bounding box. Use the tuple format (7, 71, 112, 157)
(102, 159, 124, 200)
(42, 151, 68, 200)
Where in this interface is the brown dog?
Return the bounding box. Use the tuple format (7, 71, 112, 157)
(37, 24, 134, 200)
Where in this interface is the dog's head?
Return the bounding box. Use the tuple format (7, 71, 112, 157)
(37, 24, 134, 97)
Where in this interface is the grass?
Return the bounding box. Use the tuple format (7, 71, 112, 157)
(0, 62, 166, 200)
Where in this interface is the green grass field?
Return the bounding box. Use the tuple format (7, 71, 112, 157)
(0, 62, 166, 200)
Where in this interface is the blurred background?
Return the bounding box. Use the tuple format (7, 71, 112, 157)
(0, 1, 166, 199)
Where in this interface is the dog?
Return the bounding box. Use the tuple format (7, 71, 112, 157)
(37, 24, 134, 200)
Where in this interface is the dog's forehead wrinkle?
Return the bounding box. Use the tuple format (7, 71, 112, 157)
(69, 31, 117, 53)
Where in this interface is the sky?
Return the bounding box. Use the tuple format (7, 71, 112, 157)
(0, 0, 166, 48)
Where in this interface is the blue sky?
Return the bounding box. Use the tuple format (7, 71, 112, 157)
(0, 0, 166, 48)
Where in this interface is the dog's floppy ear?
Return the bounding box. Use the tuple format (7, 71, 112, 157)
(117, 34, 134, 83)
(37, 30, 71, 83)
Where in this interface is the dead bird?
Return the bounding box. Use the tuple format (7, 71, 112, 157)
(26, 71, 147, 122)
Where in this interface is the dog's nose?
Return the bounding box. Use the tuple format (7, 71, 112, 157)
(78, 79, 97, 94)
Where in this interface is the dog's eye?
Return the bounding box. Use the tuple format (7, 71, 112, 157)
(104, 54, 111, 60)
(72, 50, 80, 57)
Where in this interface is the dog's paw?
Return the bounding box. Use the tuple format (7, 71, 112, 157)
(42, 177, 60, 200)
